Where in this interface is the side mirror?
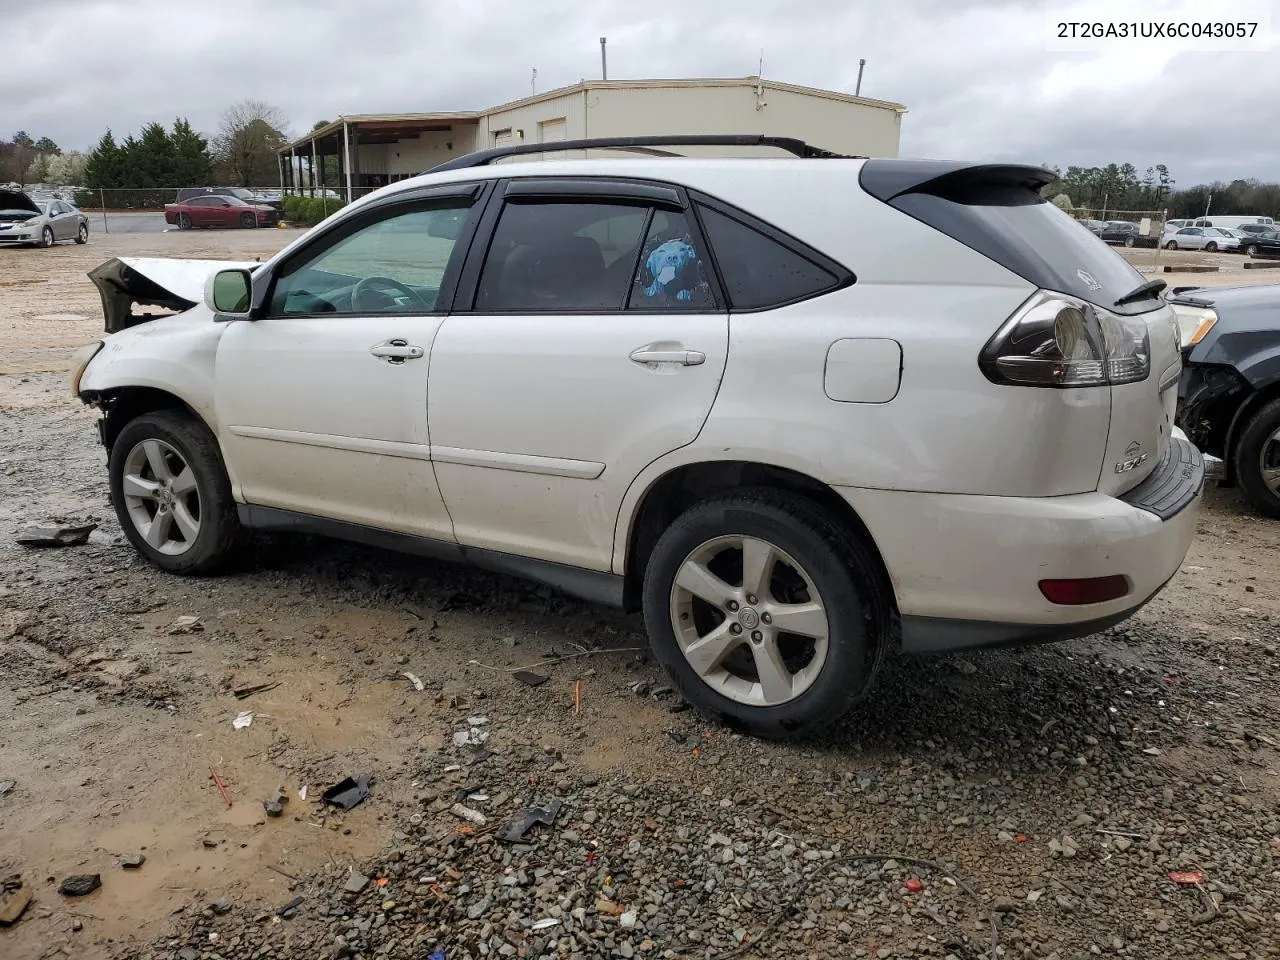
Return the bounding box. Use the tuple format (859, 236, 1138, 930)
(206, 268, 253, 320)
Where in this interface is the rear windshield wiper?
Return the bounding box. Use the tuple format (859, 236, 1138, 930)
(1114, 278, 1167, 307)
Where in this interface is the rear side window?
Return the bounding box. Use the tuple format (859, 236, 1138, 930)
(696, 205, 840, 310)
(476, 202, 647, 312)
(628, 210, 715, 311)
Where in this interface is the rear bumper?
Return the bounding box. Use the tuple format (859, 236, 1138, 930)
(839, 438, 1204, 653)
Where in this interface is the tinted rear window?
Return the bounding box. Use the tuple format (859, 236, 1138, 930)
(888, 187, 1152, 314)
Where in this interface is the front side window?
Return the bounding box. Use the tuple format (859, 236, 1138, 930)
(268, 201, 473, 316)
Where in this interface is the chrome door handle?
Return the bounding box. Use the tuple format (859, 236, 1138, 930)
(371, 339, 424, 363)
(629, 345, 706, 366)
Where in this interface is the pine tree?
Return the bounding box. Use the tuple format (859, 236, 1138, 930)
(170, 118, 214, 187)
(84, 130, 124, 189)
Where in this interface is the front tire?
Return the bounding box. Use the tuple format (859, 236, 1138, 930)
(641, 489, 889, 738)
(76, 222, 88, 244)
(1165, 240, 1178, 250)
(177, 213, 191, 230)
(1124, 236, 1135, 247)
(1234, 399, 1280, 519)
(1205, 242, 1218, 252)
(109, 410, 241, 573)
(1246, 244, 1259, 257)
(240, 212, 256, 228)
(40, 226, 54, 248)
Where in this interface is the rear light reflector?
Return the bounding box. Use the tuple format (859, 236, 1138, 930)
(1038, 575, 1130, 605)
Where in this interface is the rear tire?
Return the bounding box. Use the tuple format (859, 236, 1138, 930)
(240, 212, 256, 228)
(1165, 240, 1178, 250)
(109, 410, 242, 573)
(177, 213, 191, 230)
(1246, 244, 1259, 257)
(641, 489, 890, 738)
(1234, 399, 1280, 519)
(1124, 236, 1135, 247)
(76, 222, 88, 244)
(1205, 242, 1218, 252)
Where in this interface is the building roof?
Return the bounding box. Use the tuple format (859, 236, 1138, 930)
(279, 77, 907, 154)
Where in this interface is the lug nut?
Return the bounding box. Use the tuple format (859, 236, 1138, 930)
(730, 623, 743, 635)
(751, 631, 763, 642)
(745, 594, 758, 605)
(761, 612, 772, 624)
(726, 600, 739, 612)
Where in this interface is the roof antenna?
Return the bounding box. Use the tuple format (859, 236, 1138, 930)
(600, 37, 608, 80)
(855, 58, 867, 96)
(531, 67, 537, 95)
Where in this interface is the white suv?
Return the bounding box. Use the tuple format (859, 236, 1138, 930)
(72, 136, 1203, 737)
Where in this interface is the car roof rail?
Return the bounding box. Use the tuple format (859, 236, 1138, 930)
(426, 134, 854, 174)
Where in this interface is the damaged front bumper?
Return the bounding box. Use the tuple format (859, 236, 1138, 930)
(1176, 361, 1244, 480)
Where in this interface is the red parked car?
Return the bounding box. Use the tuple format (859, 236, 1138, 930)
(164, 195, 279, 230)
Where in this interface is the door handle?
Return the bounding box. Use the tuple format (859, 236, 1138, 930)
(370, 338, 425, 363)
(629, 345, 706, 366)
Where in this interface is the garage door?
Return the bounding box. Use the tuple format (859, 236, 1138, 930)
(539, 118, 567, 143)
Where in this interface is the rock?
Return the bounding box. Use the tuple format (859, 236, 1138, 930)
(1155, 919, 1170, 933)
(1113, 837, 1132, 852)
(71, 918, 83, 931)
(264, 797, 286, 817)
(467, 898, 491, 920)
(168, 615, 203, 634)
(179, 949, 200, 960)
(0, 886, 32, 925)
(120, 853, 146, 869)
(16, 521, 97, 547)
(619, 910, 638, 929)
(58, 874, 101, 897)
(619, 942, 635, 959)
(210, 900, 232, 915)
(344, 872, 370, 894)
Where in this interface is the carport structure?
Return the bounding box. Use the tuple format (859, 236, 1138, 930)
(279, 113, 481, 201)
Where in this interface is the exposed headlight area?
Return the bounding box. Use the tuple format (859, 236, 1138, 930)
(979, 290, 1152, 388)
(1169, 302, 1218, 348)
(69, 341, 104, 397)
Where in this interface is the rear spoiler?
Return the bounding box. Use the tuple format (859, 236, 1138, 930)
(859, 160, 1057, 203)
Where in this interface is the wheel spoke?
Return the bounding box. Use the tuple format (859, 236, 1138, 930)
(170, 466, 197, 496)
(144, 509, 174, 548)
(768, 601, 828, 640)
(740, 537, 776, 600)
(752, 639, 793, 704)
(122, 474, 161, 500)
(675, 560, 737, 608)
(142, 440, 173, 481)
(172, 503, 200, 542)
(683, 621, 742, 678)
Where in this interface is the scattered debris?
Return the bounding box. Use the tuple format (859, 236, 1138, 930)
(263, 793, 288, 818)
(453, 726, 489, 749)
(233, 681, 280, 700)
(0, 780, 13, 798)
(428, 950, 446, 960)
(120, 854, 146, 869)
(665, 731, 687, 745)
(16, 521, 97, 547)
(0, 886, 32, 926)
(321, 775, 371, 811)
(202, 838, 219, 849)
(1142, 746, 1163, 756)
(169, 615, 204, 634)
(619, 910, 638, 929)
(513, 670, 549, 687)
(210, 901, 232, 916)
(498, 799, 563, 843)
(403, 672, 424, 692)
(1169, 870, 1207, 886)
(274, 896, 304, 917)
(1095, 827, 1146, 839)
(631, 680, 651, 696)
(58, 874, 101, 897)
(298, 785, 308, 802)
(343, 872, 370, 895)
(210, 768, 233, 808)
(575, 680, 582, 716)
(596, 898, 623, 916)
(450, 803, 488, 826)
(232, 711, 254, 730)
(531, 917, 560, 931)
(904, 877, 924, 893)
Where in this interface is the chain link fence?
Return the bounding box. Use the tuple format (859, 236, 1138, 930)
(1072, 208, 1170, 271)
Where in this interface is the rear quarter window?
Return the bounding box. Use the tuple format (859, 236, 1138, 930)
(694, 203, 849, 311)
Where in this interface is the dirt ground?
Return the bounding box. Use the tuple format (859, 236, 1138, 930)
(1, 230, 1278, 960)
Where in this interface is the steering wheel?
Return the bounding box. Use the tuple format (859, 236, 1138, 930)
(351, 276, 429, 313)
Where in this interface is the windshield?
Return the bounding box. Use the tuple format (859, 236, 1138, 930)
(229, 188, 255, 202)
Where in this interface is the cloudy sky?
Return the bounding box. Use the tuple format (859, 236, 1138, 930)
(9, 0, 1278, 186)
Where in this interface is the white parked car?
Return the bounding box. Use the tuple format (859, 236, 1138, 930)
(1164, 226, 1240, 251)
(71, 135, 1203, 737)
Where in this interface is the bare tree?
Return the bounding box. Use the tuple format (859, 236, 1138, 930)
(213, 100, 289, 187)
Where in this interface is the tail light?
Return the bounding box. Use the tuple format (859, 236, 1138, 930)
(980, 291, 1151, 388)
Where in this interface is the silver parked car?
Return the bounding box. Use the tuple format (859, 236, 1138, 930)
(1163, 226, 1239, 252)
(0, 189, 89, 247)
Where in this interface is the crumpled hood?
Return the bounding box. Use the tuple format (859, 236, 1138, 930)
(88, 256, 260, 333)
(0, 189, 40, 216)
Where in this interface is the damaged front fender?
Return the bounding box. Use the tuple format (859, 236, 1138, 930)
(88, 257, 259, 333)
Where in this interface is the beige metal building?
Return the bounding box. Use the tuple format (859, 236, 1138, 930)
(279, 77, 907, 200)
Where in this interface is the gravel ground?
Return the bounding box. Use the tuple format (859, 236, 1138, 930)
(1, 234, 1278, 960)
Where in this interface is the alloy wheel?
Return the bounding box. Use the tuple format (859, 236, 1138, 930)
(121, 439, 202, 556)
(669, 534, 829, 707)
(1260, 427, 1280, 496)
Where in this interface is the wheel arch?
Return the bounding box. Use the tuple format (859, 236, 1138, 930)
(617, 458, 898, 617)
(88, 385, 211, 456)
(1224, 379, 1280, 485)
